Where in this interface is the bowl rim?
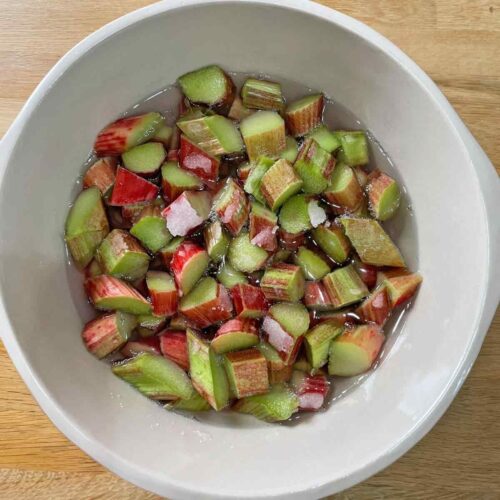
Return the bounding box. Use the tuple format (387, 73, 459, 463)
(0, 0, 498, 498)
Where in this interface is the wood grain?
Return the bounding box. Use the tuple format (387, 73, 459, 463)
(0, 0, 498, 498)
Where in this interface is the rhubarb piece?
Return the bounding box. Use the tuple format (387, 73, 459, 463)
(85, 275, 152, 315)
(381, 272, 423, 307)
(278, 194, 312, 234)
(177, 112, 244, 155)
(165, 391, 211, 412)
(85, 259, 103, 279)
(262, 302, 309, 363)
(241, 78, 284, 111)
(280, 136, 299, 163)
(322, 264, 369, 308)
(353, 258, 378, 289)
(294, 138, 335, 194)
(249, 201, 278, 251)
(213, 178, 249, 235)
(260, 264, 305, 302)
(179, 135, 220, 183)
(170, 241, 209, 295)
(136, 314, 167, 337)
(159, 330, 189, 370)
(159, 237, 184, 267)
(353, 166, 369, 188)
(109, 166, 159, 206)
(130, 205, 172, 253)
(256, 342, 293, 384)
(231, 283, 268, 318)
(224, 348, 269, 398)
(161, 161, 203, 201)
(94, 112, 164, 156)
(179, 277, 233, 328)
(187, 328, 230, 410)
(304, 321, 343, 369)
(237, 162, 253, 182)
(146, 271, 178, 317)
(290, 370, 329, 411)
(82, 311, 136, 358)
(112, 352, 194, 400)
(121, 337, 161, 358)
(161, 190, 211, 237)
(295, 247, 331, 280)
(328, 324, 385, 376)
(227, 232, 268, 273)
(204, 220, 230, 262)
(65, 187, 109, 268)
(96, 229, 149, 281)
(122, 142, 166, 176)
(212, 318, 259, 354)
(307, 199, 327, 228)
(307, 125, 341, 153)
(243, 156, 274, 203)
(285, 94, 324, 137)
(269, 249, 292, 265)
(336, 130, 369, 166)
(278, 229, 306, 251)
(356, 285, 391, 326)
(340, 218, 406, 267)
(324, 162, 363, 212)
(304, 281, 334, 310)
(260, 159, 303, 211)
(216, 262, 248, 289)
(120, 202, 152, 226)
(313, 310, 351, 327)
(228, 96, 254, 121)
(233, 384, 299, 422)
(367, 171, 401, 221)
(178, 65, 235, 113)
(293, 356, 314, 374)
(83, 157, 117, 195)
(312, 224, 351, 264)
(240, 111, 286, 162)
(151, 123, 173, 146)
(170, 315, 197, 331)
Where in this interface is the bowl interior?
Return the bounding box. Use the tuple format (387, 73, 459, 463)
(0, 2, 490, 498)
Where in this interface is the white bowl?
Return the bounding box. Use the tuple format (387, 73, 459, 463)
(0, 1, 498, 498)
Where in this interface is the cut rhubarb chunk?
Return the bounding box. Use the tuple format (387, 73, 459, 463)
(291, 370, 329, 411)
(231, 283, 268, 318)
(224, 348, 269, 398)
(85, 274, 152, 315)
(304, 321, 343, 369)
(367, 171, 401, 221)
(170, 241, 209, 295)
(187, 328, 230, 410)
(237, 162, 253, 182)
(109, 166, 159, 206)
(122, 142, 166, 176)
(146, 271, 178, 317)
(65, 187, 109, 269)
(307, 125, 341, 153)
(356, 285, 391, 326)
(161, 190, 212, 237)
(112, 352, 194, 400)
(179, 135, 220, 183)
(83, 157, 117, 195)
(278, 194, 312, 234)
(227, 232, 269, 273)
(285, 94, 324, 137)
(228, 96, 254, 121)
(324, 162, 364, 212)
(159, 237, 184, 268)
(280, 136, 299, 163)
(260, 159, 303, 211)
(233, 384, 299, 422)
(249, 201, 278, 252)
(169, 314, 196, 331)
(161, 161, 203, 202)
(312, 224, 351, 264)
(353, 166, 369, 188)
(295, 246, 331, 280)
(256, 342, 293, 384)
(137, 314, 167, 337)
(165, 391, 211, 412)
(260, 264, 305, 302)
(179, 277, 233, 328)
(241, 78, 284, 111)
(159, 330, 189, 370)
(204, 220, 230, 262)
(328, 324, 385, 376)
(213, 178, 249, 235)
(336, 130, 369, 166)
(217, 261, 248, 289)
(94, 112, 165, 156)
(304, 281, 334, 311)
(322, 264, 369, 308)
(293, 356, 313, 374)
(240, 111, 286, 162)
(212, 318, 259, 354)
(96, 229, 149, 281)
(340, 218, 406, 267)
(82, 311, 136, 359)
(151, 123, 173, 146)
(120, 201, 152, 226)
(121, 337, 161, 358)
(243, 156, 274, 204)
(294, 138, 335, 194)
(178, 65, 235, 113)
(381, 272, 423, 308)
(130, 205, 172, 253)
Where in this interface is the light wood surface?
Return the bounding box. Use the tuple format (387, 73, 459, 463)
(0, 1, 498, 498)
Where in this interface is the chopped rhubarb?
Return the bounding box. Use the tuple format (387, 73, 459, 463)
(130, 205, 172, 253)
(295, 247, 331, 280)
(227, 232, 269, 273)
(224, 348, 269, 398)
(256, 342, 293, 384)
(159, 330, 189, 370)
(146, 271, 178, 317)
(169, 314, 196, 331)
(109, 166, 159, 206)
(324, 162, 364, 212)
(237, 163, 253, 182)
(136, 314, 167, 337)
(213, 178, 249, 235)
(151, 123, 173, 146)
(336, 130, 369, 166)
(278, 194, 312, 234)
(322, 264, 368, 309)
(204, 220, 230, 262)
(307, 125, 341, 153)
(121, 337, 161, 358)
(241, 78, 284, 111)
(367, 171, 401, 221)
(356, 285, 391, 326)
(165, 391, 211, 412)
(285, 94, 324, 137)
(217, 261, 248, 289)
(312, 224, 351, 264)
(121, 201, 152, 226)
(243, 156, 274, 204)
(381, 272, 423, 307)
(291, 370, 329, 411)
(294, 138, 335, 194)
(353, 166, 369, 188)
(231, 283, 268, 319)
(249, 201, 278, 251)
(304, 321, 343, 369)
(159, 236, 184, 268)
(260, 264, 305, 302)
(122, 142, 166, 176)
(280, 136, 299, 163)
(170, 241, 209, 295)
(228, 96, 254, 121)
(83, 157, 117, 195)
(353, 258, 378, 289)
(304, 281, 334, 310)
(161, 161, 203, 202)
(212, 318, 259, 354)
(260, 159, 303, 211)
(179, 135, 220, 183)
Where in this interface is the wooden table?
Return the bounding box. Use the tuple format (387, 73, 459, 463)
(0, 1, 498, 498)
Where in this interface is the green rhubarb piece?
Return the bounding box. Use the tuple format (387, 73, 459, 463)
(322, 264, 369, 308)
(233, 384, 299, 422)
(165, 391, 211, 412)
(97, 229, 150, 281)
(353, 166, 368, 188)
(293, 138, 334, 194)
(257, 341, 286, 370)
(324, 162, 363, 211)
(137, 314, 166, 337)
(241, 78, 284, 111)
(152, 124, 173, 146)
(336, 131, 369, 166)
(217, 261, 248, 289)
(130, 206, 172, 253)
(285, 94, 324, 137)
(240, 111, 286, 162)
(159, 236, 184, 266)
(312, 224, 351, 264)
(228, 96, 255, 121)
(293, 356, 313, 374)
(65, 187, 109, 268)
(223, 349, 269, 399)
(227, 232, 268, 273)
(308, 125, 341, 153)
(261, 264, 306, 302)
(187, 328, 230, 410)
(161, 162, 203, 195)
(260, 159, 303, 211)
(243, 156, 274, 203)
(280, 136, 299, 163)
(367, 172, 401, 221)
(340, 218, 405, 267)
(204, 220, 230, 262)
(122, 142, 166, 175)
(295, 246, 331, 280)
(278, 194, 311, 234)
(304, 321, 343, 369)
(269, 249, 292, 265)
(269, 302, 310, 338)
(112, 352, 194, 400)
